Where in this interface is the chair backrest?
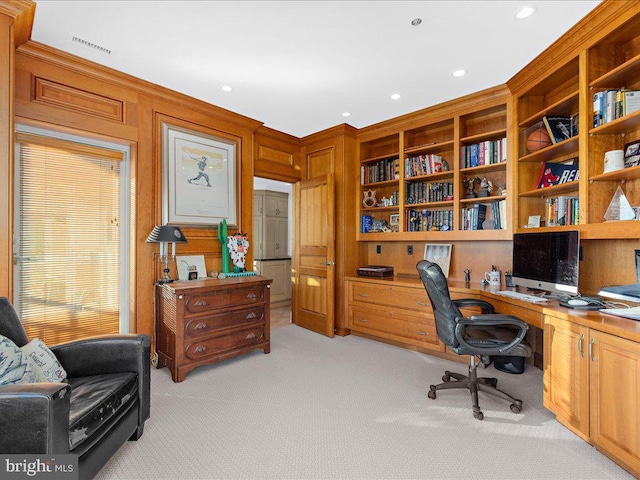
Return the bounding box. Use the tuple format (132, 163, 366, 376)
(0, 297, 29, 347)
(416, 260, 463, 349)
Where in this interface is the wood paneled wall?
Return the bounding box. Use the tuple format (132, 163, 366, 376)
(8, 39, 263, 338)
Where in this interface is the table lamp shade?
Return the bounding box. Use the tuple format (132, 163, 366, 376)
(146, 225, 187, 244)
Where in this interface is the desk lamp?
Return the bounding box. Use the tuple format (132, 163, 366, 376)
(146, 225, 187, 284)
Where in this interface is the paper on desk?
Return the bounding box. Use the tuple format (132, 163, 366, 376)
(602, 306, 640, 321)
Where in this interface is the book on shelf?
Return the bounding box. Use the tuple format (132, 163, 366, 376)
(461, 204, 487, 231)
(542, 116, 573, 144)
(593, 90, 640, 127)
(460, 137, 507, 168)
(536, 160, 579, 189)
(545, 196, 579, 226)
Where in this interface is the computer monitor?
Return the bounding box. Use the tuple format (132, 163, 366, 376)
(512, 231, 580, 295)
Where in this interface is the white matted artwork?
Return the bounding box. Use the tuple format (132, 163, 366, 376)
(163, 122, 237, 226)
(423, 243, 453, 278)
(176, 255, 207, 280)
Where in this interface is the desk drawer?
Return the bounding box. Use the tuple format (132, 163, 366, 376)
(349, 304, 442, 351)
(489, 298, 543, 329)
(350, 282, 430, 312)
(184, 326, 265, 360)
(185, 307, 265, 338)
(184, 286, 265, 314)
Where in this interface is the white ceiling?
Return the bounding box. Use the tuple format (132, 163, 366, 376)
(30, 1, 600, 138)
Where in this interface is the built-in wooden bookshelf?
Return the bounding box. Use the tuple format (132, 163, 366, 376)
(357, 87, 511, 241)
(509, 7, 640, 240)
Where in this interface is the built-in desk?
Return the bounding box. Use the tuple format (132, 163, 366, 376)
(345, 275, 640, 477)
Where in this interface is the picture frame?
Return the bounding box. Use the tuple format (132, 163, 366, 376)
(424, 243, 452, 278)
(162, 122, 237, 226)
(624, 140, 640, 168)
(176, 255, 207, 281)
(527, 215, 541, 228)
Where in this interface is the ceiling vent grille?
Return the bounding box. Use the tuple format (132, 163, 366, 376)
(71, 36, 111, 55)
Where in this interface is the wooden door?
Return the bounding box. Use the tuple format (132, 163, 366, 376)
(293, 175, 335, 337)
(543, 316, 590, 440)
(590, 330, 640, 474)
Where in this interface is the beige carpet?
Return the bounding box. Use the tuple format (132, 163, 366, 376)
(96, 325, 634, 480)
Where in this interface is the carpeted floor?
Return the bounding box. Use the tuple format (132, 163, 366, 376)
(96, 325, 634, 480)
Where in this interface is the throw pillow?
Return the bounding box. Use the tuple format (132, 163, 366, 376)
(0, 335, 39, 386)
(21, 338, 67, 382)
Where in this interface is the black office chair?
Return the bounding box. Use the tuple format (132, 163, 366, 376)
(416, 260, 532, 420)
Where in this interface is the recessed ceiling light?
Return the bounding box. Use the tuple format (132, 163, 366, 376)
(222, 85, 233, 92)
(411, 18, 422, 26)
(453, 69, 466, 77)
(342, 112, 351, 117)
(390, 94, 401, 100)
(515, 6, 535, 19)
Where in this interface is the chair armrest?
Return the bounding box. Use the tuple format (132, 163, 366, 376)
(455, 314, 528, 355)
(52, 334, 151, 423)
(452, 298, 495, 314)
(0, 383, 71, 454)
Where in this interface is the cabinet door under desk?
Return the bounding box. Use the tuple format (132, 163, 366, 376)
(155, 276, 272, 382)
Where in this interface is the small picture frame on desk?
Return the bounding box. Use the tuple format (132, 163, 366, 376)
(424, 243, 452, 278)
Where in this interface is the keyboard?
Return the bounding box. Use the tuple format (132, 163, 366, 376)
(493, 290, 548, 304)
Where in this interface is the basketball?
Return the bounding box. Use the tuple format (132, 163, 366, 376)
(526, 128, 552, 153)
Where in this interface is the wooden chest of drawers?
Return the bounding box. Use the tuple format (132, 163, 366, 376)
(155, 276, 272, 382)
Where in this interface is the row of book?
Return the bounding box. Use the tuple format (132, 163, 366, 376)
(459, 200, 507, 231)
(460, 138, 507, 169)
(405, 154, 445, 178)
(360, 157, 399, 185)
(406, 182, 453, 205)
(546, 196, 580, 226)
(593, 90, 640, 127)
(406, 209, 453, 232)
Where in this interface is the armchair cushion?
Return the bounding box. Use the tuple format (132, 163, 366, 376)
(68, 372, 138, 450)
(21, 338, 67, 382)
(0, 335, 39, 385)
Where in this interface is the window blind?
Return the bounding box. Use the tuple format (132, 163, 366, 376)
(16, 133, 123, 344)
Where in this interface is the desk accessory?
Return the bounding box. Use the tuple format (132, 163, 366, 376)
(357, 265, 394, 278)
(146, 225, 188, 284)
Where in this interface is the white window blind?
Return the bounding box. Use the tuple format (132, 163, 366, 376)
(15, 133, 123, 345)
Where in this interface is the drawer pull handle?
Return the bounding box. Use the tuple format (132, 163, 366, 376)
(417, 302, 429, 306)
(194, 322, 209, 330)
(356, 317, 368, 323)
(194, 345, 208, 354)
(417, 331, 429, 336)
(246, 332, 256, 339)
(194, 299, 207, 307)
(578, 334, 585, 357)
(246, 312, 257, 319)
(246, 293, 257, 300)
(357, 293, 368, 297)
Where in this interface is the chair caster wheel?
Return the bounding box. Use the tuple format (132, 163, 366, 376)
(510, 403, 522, 414)
(473, 410, 484, 420)
(442, 374, 451, 382)
(428, 388, 436, 400)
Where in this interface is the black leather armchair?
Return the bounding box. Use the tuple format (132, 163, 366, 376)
(0, 297, 150, 479)
(416, 260, 532, 420)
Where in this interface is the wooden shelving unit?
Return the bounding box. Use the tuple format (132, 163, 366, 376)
(356, 88, 510, 241)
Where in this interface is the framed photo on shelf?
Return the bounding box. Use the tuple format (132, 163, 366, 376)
(176, 255, 207, 281)
(424, 243, 452, 278)
(162, 122, 238, 226)
(623, 139, 640, 168)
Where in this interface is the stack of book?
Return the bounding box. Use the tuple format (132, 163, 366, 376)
(360, 157, 399, 185)
(546, 196, 580, 226)
(460, 137, 507, 168)
(405, 182, 453, 204)
(405, 154, 444, 177)
(593, 90, 640, 127)
(406, 209, 453, 232)
(461, 204, 487, 230)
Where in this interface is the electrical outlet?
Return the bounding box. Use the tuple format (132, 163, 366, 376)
(407, 245, 413, 255)
(376, 245, 381, 254)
